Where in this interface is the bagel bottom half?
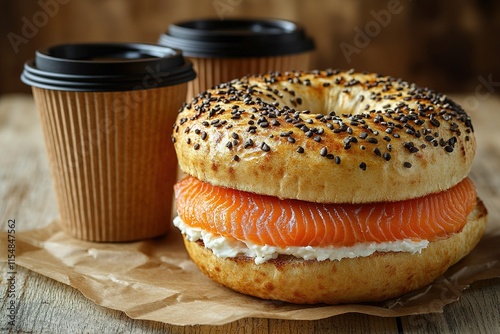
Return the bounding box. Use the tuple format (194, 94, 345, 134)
(182, 200, 487, 305)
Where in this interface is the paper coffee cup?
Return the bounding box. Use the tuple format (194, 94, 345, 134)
(21, 43, 196, 242)
(158, 19, 315, 100)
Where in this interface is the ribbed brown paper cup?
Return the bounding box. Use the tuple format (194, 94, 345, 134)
(186, 53, 311, 101)
(21, 43, 195, 242)
(159, 19, 315, 100)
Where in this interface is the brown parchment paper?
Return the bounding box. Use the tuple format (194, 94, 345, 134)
(2, 221, 500, 326)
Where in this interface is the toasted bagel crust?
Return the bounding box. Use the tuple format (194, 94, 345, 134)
(182, 200, 487, 304)
(173, 70, 476, 203)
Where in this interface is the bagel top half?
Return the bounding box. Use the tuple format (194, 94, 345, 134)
(172, 70, 475, 203)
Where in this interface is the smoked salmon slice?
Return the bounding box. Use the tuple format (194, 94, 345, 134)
(174, 176, 477, 248)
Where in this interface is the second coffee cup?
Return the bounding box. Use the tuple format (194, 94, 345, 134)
(159, 19, 315, 100)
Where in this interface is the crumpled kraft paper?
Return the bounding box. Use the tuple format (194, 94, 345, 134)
(2, 221, 500, 326)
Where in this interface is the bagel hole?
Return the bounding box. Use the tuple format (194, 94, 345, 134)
(285, 87, 363, 117)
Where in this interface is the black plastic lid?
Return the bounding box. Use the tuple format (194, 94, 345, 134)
(21, 43, 196, 92)
(158, 19, 315, 58)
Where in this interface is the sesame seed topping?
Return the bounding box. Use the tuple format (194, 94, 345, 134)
(261, 142, 270, 152)
(320, 147, 328, 156)
(359, 162, 367, 170)
(429, 118, 440, 127)
(404, 161, 412, 168)
(247, 125, 257, 133)
(296, 146, 305, 153)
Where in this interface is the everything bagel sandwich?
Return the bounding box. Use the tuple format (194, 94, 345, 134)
(171, 70, 487, 304)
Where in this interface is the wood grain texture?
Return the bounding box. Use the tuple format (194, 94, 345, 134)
(1, 94, 499, 333)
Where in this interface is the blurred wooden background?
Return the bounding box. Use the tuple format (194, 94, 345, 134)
(1, 0, 499, 95)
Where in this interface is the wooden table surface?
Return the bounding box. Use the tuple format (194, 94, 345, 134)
(1, 94, 499, 333)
